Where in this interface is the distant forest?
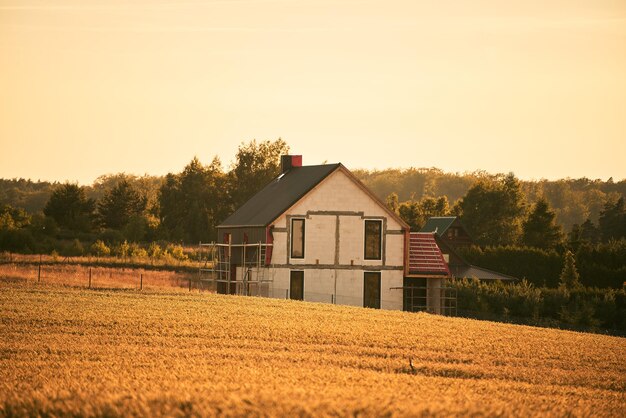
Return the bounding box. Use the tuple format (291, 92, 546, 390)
(2, 157, 624, 234)
(2, 139, 626, 289)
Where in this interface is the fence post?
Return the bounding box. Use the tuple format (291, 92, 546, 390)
(88, 268, 92, 289)
(189, 277, 192, 292)
(140, 273, 143, 291)
(38, 254, 41, 283)
(285, 289, 289, 299)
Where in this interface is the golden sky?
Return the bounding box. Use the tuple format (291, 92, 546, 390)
(1, 0, 625, 184)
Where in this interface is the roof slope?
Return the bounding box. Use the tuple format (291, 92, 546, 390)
(420, 217, 457, 236)
(408, 233, 450, 276)
(219, 164, 341, 227)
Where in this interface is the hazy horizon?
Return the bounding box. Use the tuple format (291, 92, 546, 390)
(2, 0, 625, 184)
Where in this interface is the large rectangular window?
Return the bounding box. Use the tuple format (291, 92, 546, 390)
(363, 272, 381, 309)
(364, 219, 382, 260)
(291, 218, 305, 259)
(290, 271, 304, 301)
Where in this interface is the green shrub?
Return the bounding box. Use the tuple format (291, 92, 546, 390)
(90, 240, 111, 257)
(450, 279, 626, 333)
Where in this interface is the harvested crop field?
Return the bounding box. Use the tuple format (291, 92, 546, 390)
(1, 282, 624, 417)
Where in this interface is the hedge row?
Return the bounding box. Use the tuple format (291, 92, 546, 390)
(458, 241, 626, 289)
(450, 278, 626, 334)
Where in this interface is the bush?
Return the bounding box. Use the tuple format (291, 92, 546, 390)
(90, 240, 111, 257)
(450, 279, 626, 333)
(61, 239, 85, 257)
(165, 244, 188, 263)
(148, 242, 163, 261)
(129, 242, 148, 258)
(0, 229, 36, 253)
(113, 240, 131, 259)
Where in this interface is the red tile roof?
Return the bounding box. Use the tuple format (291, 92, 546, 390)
(408, 232, 450, 276)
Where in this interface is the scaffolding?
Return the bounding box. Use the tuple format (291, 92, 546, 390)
(199, 242, 274, 296)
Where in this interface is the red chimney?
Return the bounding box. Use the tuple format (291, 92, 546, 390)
(280, 155, 302, 173)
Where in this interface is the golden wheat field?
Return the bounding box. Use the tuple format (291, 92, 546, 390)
(1, 282, 624, 417)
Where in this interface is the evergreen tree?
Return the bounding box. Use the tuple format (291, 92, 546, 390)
(568, 218, 600, 251)
(97, 180, 147, 229)
(559, 250, 582, 290)
(522, 198, 563, 249)
(457, 173, 526, 246)
(43, 183, 95, 232)
(598, 197, 626, 242)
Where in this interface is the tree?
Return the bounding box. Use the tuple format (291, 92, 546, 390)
(398, 196, 449, 231)
(521, 198, 563, 249)
(0, 205, 31, 230)
(385, 193, 399, 214)
(43, 183, 95, 232)
(229, 138, 289, 209)
(457, 173, 526, 246)
(559, 250, 582, 290)
(568, 218, 600, 251)
(90, 240, 111, 257)
(598, 197, 626, 242)
(97, 180, 147, 229)
(158, 156, 229, 242)
(398, 200, 420, 231)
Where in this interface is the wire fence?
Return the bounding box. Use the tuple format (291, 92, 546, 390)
(0, 262, 212, 293)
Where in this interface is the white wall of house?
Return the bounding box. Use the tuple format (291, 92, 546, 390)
(265, 168, 407, 311)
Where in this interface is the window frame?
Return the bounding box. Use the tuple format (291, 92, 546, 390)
(363, 219, 383, 260)
(363, 271, 381, 309)
(290, 270, 304, 301)
(290, 218, 305, 259)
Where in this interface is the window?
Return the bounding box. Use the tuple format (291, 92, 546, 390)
(364, 219, 382, 260)
(363, 272, 381, 309)
(290, 271, 304, 300)
(291, 218, 305, 258)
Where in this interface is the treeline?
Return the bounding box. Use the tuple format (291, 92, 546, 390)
(450, 252, 626, 333)
(2, 138, 625, 290)
(355, 168, 625, 233)
(384, 172, 626, 289)
(458, 241, 626, 289)
(4, 163, 624, 236)
(0, 139, 289, 254)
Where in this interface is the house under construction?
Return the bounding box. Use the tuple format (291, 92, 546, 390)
(200, 155, 456, 314)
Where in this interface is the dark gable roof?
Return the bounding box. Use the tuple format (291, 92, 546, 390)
(219, 164, 341, 227)
(420, 217, 457, 236)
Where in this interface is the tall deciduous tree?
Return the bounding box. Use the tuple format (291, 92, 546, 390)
(398, 196, 449, 231)
(457, 173, 526, 246)
(43, 183, 95, 232)
(158, 157, 229, 243)
(385, 193, 399, 214)
(229, 138, 289, 209)
(97, 180, 147, 229)
(522, 198, 563, 249)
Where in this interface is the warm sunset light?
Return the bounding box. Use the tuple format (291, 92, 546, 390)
(1, 3, 625, 417)
(1, 0, 625, 183)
